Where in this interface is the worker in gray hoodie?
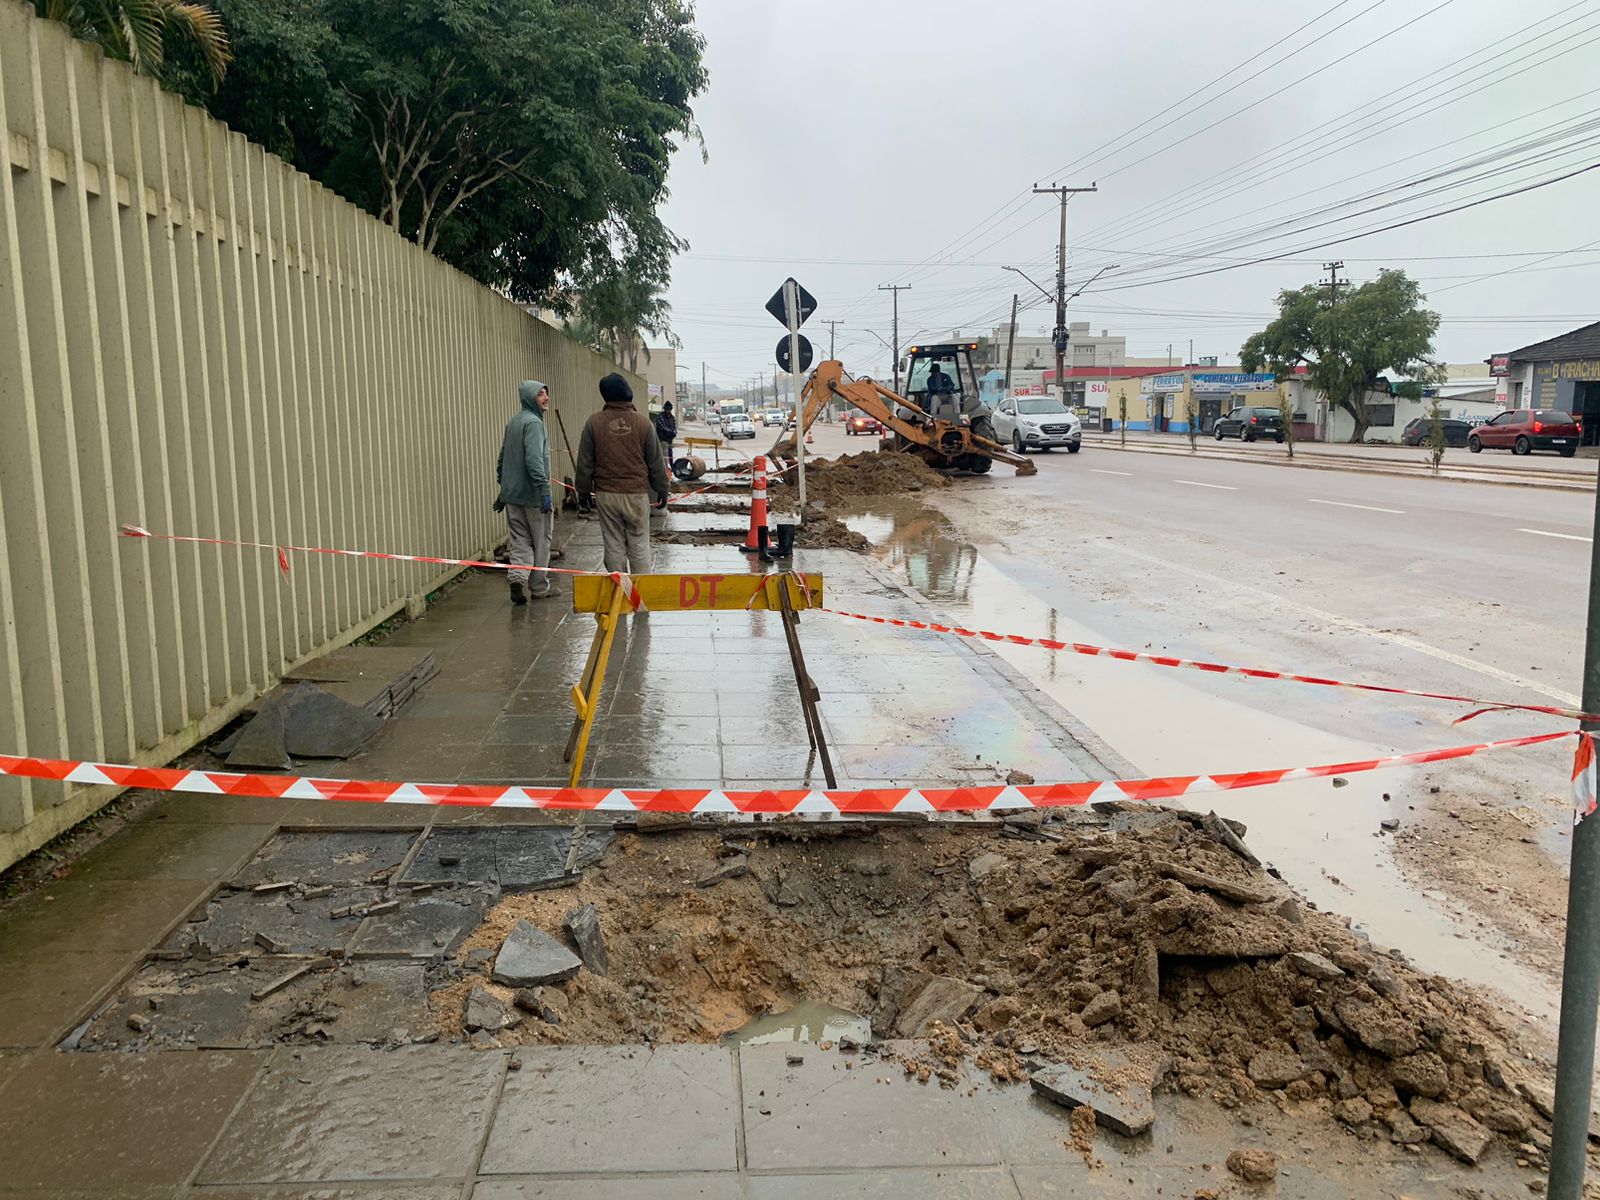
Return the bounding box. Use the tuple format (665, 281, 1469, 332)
(495, 380, 554, 604)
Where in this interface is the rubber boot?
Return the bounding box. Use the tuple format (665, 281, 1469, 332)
(771, 522, 796, 559)
(757, 524, 775, 563)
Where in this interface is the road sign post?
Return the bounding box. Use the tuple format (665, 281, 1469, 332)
(767, 276, 818, 517)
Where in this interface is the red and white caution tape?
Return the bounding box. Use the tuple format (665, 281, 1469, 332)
(819, 606, 1598, 726)
(120, 525, 646, 612)
(0, 730, 1573, 816)
(1574, 732, 1597, 825)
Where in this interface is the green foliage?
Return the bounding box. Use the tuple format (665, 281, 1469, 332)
(39, 0, 232, 88)
(199, 0, 706, 313)
(1240, 269, 1441, 443)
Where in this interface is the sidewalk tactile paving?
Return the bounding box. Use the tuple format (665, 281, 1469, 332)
(739, 1043, 1004, 1172)
(199, 1045, 503, 1184)
(0, 1049, 263, 1190)
(479, 1045, 738, 1175)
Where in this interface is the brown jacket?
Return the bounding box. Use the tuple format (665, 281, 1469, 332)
(575, 401, 669, 497)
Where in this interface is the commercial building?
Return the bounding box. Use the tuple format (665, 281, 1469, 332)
(1493, 321, 1600, 447)
(985, 321, 1126, 394)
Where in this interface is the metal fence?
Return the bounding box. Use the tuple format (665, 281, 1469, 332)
(0, 0, 639, 869)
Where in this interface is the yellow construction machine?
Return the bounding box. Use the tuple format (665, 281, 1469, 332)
(778, 343, 1036, 477)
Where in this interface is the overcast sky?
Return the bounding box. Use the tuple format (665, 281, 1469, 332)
(657, 0, 1600, 391)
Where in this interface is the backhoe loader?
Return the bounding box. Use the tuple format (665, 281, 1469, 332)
(773, 344, 1036, 477)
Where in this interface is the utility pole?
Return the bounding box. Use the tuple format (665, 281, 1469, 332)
(879, 284, 910, 392)
(700, 362, 706, 418)
(1003, 294, 1019, 398)
(1321, 260, 1345, 305)
(1549, 479, 1600, 1198)
(1033, 182, 1098, 406)
(823, 319, 841, 360)
(1189, 339, 1194, 367)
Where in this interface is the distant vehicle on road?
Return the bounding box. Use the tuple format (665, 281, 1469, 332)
(845, 413, 882, 436)
(1400, 416, 1472, 447)
(1215, 405, 1285, 443)
(1467, 408, 1580, 456)
(706, 410, 721, 426)
(992, 395, 1082, 453)
(761, 409, 784, 427)
(724, 414, 756, 440)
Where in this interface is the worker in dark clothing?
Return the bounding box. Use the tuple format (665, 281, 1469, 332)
(924, 364, 955, 418)
(653, 400, 678, 480)
(575, 374, 670, 576)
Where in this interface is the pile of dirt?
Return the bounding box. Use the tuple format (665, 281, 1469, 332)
(770, 450, 952, 507)
(428, 809, 1555, 1167)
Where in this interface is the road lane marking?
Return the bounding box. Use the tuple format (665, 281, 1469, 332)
(1308, 499, 1405, 514)
(1174, 479, 1237, 490)
(1092, 469, 1133, 476)
(1519, 527, 1592, 542)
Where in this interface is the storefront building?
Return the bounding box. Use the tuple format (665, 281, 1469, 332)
(1495, 321, 1600, 448)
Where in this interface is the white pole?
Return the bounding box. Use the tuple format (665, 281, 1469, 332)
(787, 279, 807, 515)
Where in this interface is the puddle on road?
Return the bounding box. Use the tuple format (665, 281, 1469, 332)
(840, 501, 1559, 1027)
(723, 1001, 872, 1048)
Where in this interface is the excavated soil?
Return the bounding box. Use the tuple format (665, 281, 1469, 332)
(768, 450, 953, 508)
(430, 807, 1559, 1169)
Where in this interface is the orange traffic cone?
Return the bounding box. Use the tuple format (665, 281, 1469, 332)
(741, 455, 769, 553)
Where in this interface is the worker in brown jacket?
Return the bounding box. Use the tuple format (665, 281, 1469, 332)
(575, 373, 669, 574)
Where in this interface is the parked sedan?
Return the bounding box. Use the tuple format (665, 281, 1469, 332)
(1400, 417, 1473, 447)
(1214, 406, 1285, 443)
(845, 413, 882, 436)
(992, 396, 1082, 453)
(1467, 408, 1581, 456)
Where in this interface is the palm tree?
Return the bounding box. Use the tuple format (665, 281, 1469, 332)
(36, 0, 231, 89)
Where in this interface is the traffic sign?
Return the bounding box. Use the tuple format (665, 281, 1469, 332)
(776, 335, 814, 374)
(765, 277, 817, 328)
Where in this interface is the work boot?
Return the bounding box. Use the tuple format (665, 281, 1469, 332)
(771, 523, 796, 558)
(757, 525, 775, 563)
(510, 580, 527, 605)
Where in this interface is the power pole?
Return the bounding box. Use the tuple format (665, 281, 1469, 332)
(1549, 481, 1600, 1200)
(1003, 294, 1019, 398)
(700, 361, 706, 418)
(1033, 182, 1098, 406)
(823, 319, 841, 360)
(1321, 260, 1345, 305)
(879, 284, 910, 392)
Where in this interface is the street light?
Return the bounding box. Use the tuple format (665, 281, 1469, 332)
(1004, 265, 1054, 304)
(1066, 264, 1121, 305)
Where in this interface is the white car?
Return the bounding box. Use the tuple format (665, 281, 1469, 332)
(725, 415, 756, 440)
(992, 395, 1082, 453)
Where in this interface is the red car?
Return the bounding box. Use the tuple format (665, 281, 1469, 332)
(845, 413, 882, 436)
(1468, 408, 1581, 456)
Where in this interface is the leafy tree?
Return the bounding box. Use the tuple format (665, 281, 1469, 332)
(1240, 269, 1441, 443)
(200, 0, 706, 305)
(37, 0, 231, 88)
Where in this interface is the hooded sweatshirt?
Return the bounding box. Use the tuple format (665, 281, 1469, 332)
(576, 385, 669, 499)
(496, 380, 552, 508)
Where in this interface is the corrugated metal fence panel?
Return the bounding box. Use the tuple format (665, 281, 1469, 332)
(0, 0, 640, 868)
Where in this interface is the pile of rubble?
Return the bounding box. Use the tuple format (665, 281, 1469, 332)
(769, 450, 952, 508)
(429, 808, 1558, 1170)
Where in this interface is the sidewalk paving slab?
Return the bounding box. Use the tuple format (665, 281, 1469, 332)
(739, 1043, 1004, 1172)
(198, 1045, 505, 1185)
(479, 1045, 739, 1176)
(471, 1178, 742, 1199)
(64, 819, 275, 882)
(0, 878, 212, 959)
(0, 1049, 263, 1190)
(746, 1169, 1023, 1199)
(0, 947, 138, 1047)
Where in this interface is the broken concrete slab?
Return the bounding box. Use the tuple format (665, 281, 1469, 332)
(465, 985, 516, 1033)
(230, 830, 420, 889)
(1201, 811, 1260, 866)
(224, 706, 291, 770)
(563, 903, 607, 975)
(278, 683, 384, 758)
(164, 885, 385, 956)
(349, 892, 490, 958)
(1409, 1097, 1492, 1165)
(1285, 950, 1345, 981)
(1157, 862, 1276, 906)
(1030, 1047, 1167, 1137)
(891, 975, 983, 1037)
(513, 986, 568, 1025)
(491, 920, 582, 987)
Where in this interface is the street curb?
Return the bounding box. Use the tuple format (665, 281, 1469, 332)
(855, 556, 1144, 784)
(1077, 438, 1594, 492)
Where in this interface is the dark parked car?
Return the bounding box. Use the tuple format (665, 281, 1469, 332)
(1214, 405, 1285, 443)
(1400, 417, 1472, 447)
(1467, 409, 1581, 456)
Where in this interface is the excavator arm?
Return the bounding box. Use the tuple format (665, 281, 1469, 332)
(775, 360, 1036, 476)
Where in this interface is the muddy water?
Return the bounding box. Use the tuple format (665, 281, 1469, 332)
(841, 503, 1559, 1027)
(723, 1001, 872, 1048)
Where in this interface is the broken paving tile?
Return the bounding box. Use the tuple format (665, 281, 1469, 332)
(399, 829, 497, 886)
(229, 830, 420, 888)
(224, 706, 291, 770)
(1031, 1046, 1169, 1137)
(349, 892, 491, 958)
(465, 985, 517, 1032)
(892, 975, 982, 1037)
(318, 961, 434, 1044)
(277, 682, 383, 758)
(492, 920, 582, 987)
(497, 826, 610, 888)
(563, 903, 607, 975)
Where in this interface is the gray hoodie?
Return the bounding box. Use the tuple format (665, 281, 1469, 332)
(496, 380, 552, 507)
